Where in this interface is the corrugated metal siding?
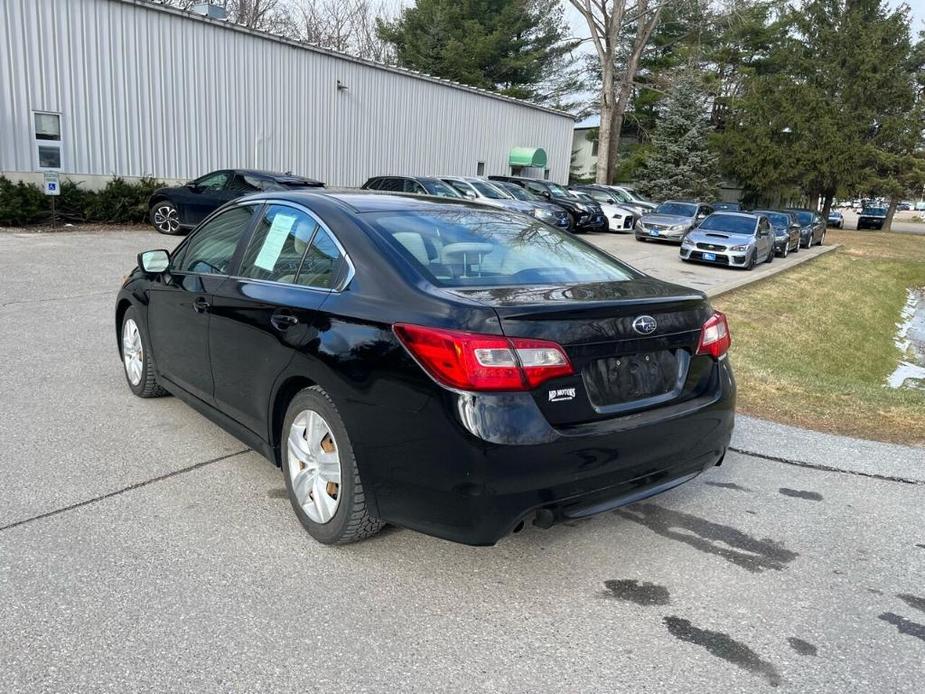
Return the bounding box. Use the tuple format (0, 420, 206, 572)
(0, 0, 574, 185)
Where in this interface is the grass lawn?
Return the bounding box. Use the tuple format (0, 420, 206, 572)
(712, 229, 925, 446)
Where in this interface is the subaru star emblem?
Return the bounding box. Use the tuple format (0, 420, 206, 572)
(632, 315, 657, 335)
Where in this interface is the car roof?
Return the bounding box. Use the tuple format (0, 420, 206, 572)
(707, 211, 761, 219)
(237, 190, 483, 214)
(235, 169, 323, 185)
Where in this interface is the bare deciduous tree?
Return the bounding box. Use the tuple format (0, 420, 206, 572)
(569, 1, 663, 183)
(288, 0, 394, 62)
(158, 0, 393, 61)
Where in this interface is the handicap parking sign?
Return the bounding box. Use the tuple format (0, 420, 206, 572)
(43, 172, 60, 196)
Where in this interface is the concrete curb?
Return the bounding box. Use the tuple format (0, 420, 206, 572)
(706, 243, 840, 298)
(731, 414, 925, 484)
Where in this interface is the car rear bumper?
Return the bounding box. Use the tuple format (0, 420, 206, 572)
(359, 359, 736, 545)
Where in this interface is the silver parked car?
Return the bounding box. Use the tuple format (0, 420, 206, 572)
(635, 201, 714, 243)
(680, 212, 775, 270)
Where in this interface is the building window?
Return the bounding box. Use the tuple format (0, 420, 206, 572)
(544, 169, 550, 180)
(34, 112, 62, 170)
(511, 166, 523, 176)
(591, 140, 599, 156)
(476, 161, 485, 176)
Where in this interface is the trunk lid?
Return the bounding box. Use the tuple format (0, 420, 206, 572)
(448, 279, 715, 426)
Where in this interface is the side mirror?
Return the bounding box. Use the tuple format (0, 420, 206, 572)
(138, 249, 170, 273)
(186, 182, 202, 192)
(542, 190, 552, 199)
(464, 190, 477, 200)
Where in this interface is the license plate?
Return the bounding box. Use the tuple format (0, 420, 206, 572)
(703, 252, 716, 261)
(649, 229, 660, 236)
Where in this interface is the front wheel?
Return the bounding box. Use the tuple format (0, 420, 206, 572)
(282, 387, 383, 545)
(150, 201, 182, 235)
(746, 250, 756, 271)
(765, 246, 774, 263)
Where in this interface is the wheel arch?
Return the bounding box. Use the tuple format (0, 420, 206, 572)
(268, 375, 319, 467)
(115, 298, 133, 351)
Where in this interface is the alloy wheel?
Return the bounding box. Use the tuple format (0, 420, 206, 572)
(153, 204, 180, 234)
(122, 318, 144, 386)
(287, 410, 342, 524)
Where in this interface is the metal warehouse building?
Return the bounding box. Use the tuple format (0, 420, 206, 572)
(0, 0, 574, 188)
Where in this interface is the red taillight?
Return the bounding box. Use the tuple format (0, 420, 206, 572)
(393, 323, 573, 392)
(696, 311, 731, 359)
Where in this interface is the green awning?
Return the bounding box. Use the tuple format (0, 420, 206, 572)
(509, 147, 548, 168)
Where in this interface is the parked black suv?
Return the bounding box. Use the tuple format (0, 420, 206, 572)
(148, 169, 323, 235)
(489, 175, 607, 232)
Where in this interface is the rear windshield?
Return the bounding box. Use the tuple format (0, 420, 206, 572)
(420, 179, 460, 198)
(656, 202, 697, 217)
(699, 214, 757, 235)
(862, 207, 886, 215)
(366, 209, 638, 287)
(469, 180, 508, 199)
(791, 210, 814, 225)
(755, 211, 789, 228)
(501, 184, 539, 201)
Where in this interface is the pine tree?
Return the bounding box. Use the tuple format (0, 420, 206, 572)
(376, 0, 577, 101)
(635, 71, 720, 201)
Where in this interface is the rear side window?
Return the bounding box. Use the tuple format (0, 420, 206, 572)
(298, 227, 347, 289)
(238, 205, 319, 285)
(175, 206, 255, 275)
(366, 209, 637, 288)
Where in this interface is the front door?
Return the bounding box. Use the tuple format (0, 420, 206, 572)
(176, 170, 237, 226)
(147, 204, 259, 402)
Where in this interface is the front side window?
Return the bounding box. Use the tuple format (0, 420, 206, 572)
(238, 205, 319, 284)
(176, 205, 256, 274)
(445, 180, 475, 197)
(699, 214, 758, 236)
(367, 209, 638, 288)
(379, 178, 403, 192)
(195, 171, 230, 191)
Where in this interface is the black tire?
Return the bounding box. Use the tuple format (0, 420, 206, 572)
(780, 242, 789, 259)
(282, 386, 383, 545)
(765, 246, 774, 263)
(149, 200, 183, 235)
(120, 307, 168, 398)
(746, 250, 756, 271)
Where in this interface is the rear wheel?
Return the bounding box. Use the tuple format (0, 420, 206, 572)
(150, 201, 182, 235)
(121, 307, 167, 398)
(765, 246, 774, 263)
(282, 387, 383, 545)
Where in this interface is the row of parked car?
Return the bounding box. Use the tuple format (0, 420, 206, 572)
(145, 168, 658, 237)
(631, 200, 827, 270)
(143, 168, 830, 271)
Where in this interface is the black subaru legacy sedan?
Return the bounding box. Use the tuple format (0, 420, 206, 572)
(117, 192, 735, 546)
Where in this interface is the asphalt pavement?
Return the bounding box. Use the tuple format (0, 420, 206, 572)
(1, 228, 923, 692)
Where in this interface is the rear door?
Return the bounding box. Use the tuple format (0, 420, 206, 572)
(147, 204, 259, 402)
(209, 202, 352, 436)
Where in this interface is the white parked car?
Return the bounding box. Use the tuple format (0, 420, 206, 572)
(569, 185, 639, 232)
